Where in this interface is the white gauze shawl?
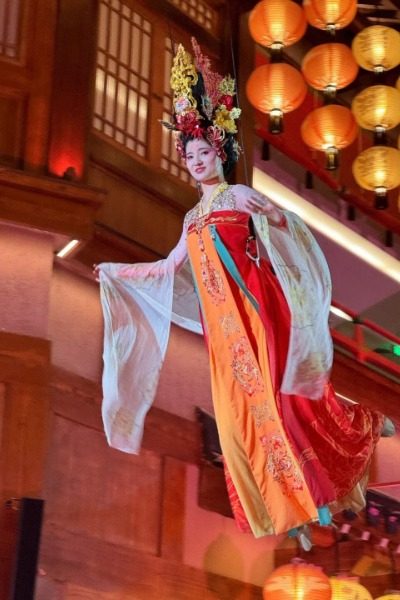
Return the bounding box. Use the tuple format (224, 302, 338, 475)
(99, 211, 332, 454)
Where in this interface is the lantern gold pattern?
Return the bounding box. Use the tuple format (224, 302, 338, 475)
(352, 85, 400, 132)
(249, 0, 307, 51)
(352, 25, 400, 73)
(302, 43, 358, 95)
(303, 0, 357, 32)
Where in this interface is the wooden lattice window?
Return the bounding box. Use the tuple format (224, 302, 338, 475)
(160, 37, 192, 184)
(0, 0, 22, 59)
(93, 0, 152, 158)
(167, 0, 218, 34)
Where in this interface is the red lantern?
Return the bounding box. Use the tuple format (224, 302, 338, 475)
(249, 0, 307, 51)
(301, 105, 358, 169)
(263, 562, 332, 600)
(246, 63, 307, 133)
(303, 0, 357, 32)
(302, 43, 358, 97)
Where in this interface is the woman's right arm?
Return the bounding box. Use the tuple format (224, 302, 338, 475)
(93, 225, 188, 281)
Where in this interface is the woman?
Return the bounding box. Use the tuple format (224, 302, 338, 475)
(95, 40, 385, 545)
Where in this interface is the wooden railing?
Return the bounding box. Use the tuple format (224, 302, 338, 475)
(331, 300, 400, 381)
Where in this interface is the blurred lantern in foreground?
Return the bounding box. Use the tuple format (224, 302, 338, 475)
(330, 577, 373, 600)
(352, 146, 400, 209)
(375, 596, 400, 600)
(249, 0, 307, 55)
(302, 43, 358, 99)
(352, 26, 400, 73)
(301, 105, 358, 169)
(303, 0, 357, 33)
(263, 562, 332, 600)
(352, 85, 400, 144)
(246, 63, 307, 133)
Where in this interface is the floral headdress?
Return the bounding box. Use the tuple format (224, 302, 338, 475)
(162, 38, 241, 164)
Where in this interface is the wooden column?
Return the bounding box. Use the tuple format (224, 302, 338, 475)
(47, 0, 98, 180)
(0, 333, 51, 600)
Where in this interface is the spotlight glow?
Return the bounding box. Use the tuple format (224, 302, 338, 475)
(253, 167, 400, 283)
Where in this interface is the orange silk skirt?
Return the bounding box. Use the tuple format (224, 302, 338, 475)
(187, 211, 383, 537)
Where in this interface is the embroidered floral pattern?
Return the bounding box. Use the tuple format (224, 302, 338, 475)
(219, 311, 240, 338)
(230, 337, 264, 396)
(260, 434, 303, 494)
(250, 402, 275, 427)
(200, 253, 225, 304)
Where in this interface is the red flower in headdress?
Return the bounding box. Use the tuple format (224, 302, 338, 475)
(176, 111, 204, 137)
(206, 125, 227, 162)
(218, 95, 234, 110)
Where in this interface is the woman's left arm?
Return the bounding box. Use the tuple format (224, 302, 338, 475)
(233, 184, 285, 227)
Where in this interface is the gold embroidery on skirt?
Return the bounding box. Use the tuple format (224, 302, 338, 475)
(219, 311, 241, 337)
(200, 253, 226, 304)
(230, 336, 264, 396)
(260, 433, 304, 494)
(250, 402, 276, 427)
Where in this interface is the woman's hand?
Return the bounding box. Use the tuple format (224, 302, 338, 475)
(233, 185, 284, 225)
(93, 264, 100, 281)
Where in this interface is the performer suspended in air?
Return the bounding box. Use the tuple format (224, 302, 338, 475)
(95, 39, 391, 550)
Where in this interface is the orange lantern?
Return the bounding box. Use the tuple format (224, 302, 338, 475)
(375, 596, 400, 600)
(246, 63, 307, 133)
(263, 562, 332, 600)
(301, 105, 358, 169)
(303, 0, 357, 32)
(249, 0, 307, 52)
(330, 578, 373, 600)
(302, 43, 358, 98)
(352, 146, 400, 209)
(352, 26, 400, 73)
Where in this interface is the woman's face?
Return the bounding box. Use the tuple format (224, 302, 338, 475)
(185, 139, 220, 183)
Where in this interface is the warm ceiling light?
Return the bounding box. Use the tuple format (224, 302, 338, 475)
(352, 25, 400, 73)
(301, 105, 358, 169)
(352, 146, 400, 209)
(249, 0, 307, 52)
(302, 43, 359, 98)
(56, 239, 80, 258)
(303, 0, 357, 32)
(246, 63, 307, 133)
(352, 85, 400, 138)
(252, 167, 400, 283)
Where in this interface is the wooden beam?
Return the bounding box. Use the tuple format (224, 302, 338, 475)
(0, 168, 104, 239)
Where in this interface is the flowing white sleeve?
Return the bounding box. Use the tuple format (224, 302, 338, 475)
(253, 211, 333, 400)
(99, 232, 201, 454)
